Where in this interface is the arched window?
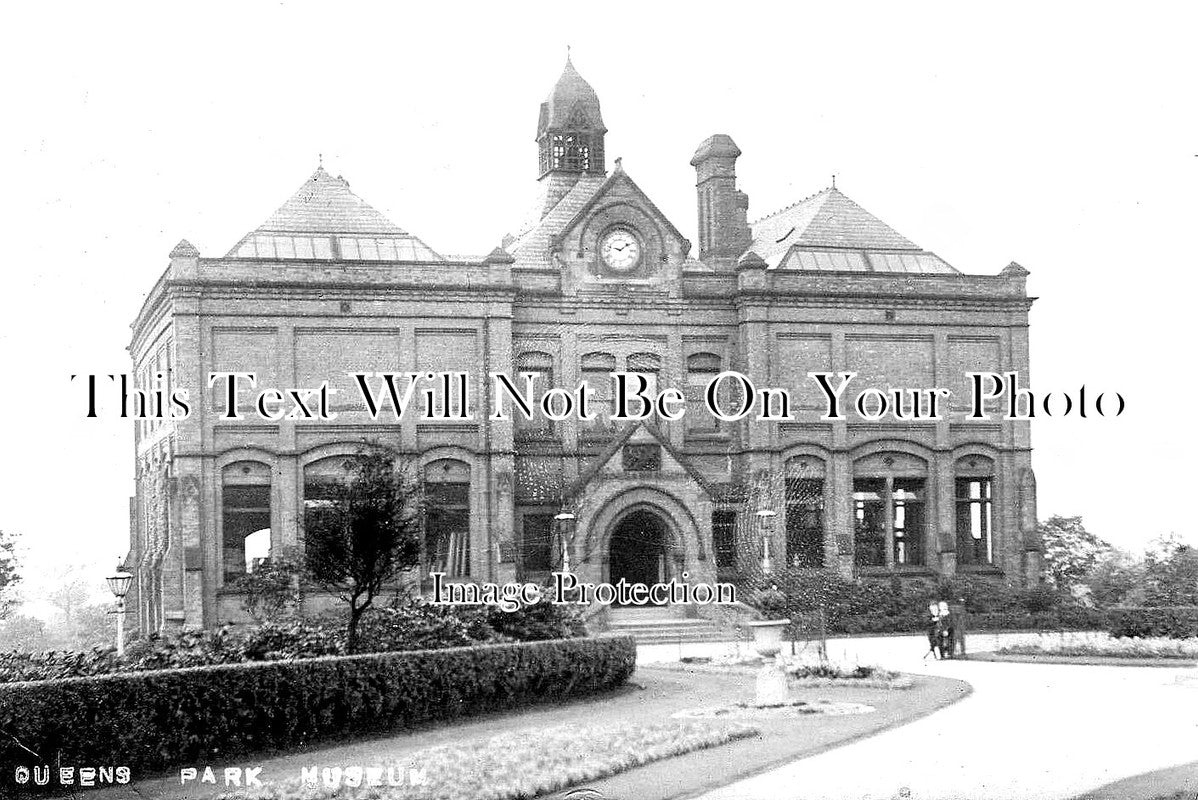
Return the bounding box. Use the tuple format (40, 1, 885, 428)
(686, 352, 722, 434)
(785, 457, 826, 568)
(625, 353, 662, 422)
(852, 451, 927, 569)
(424, 459, 471, 578)
(581, 352, 617, 438)
(222, 461, 272, 583)
(514, 351, 555, 438)
(302, 456, 356, 541)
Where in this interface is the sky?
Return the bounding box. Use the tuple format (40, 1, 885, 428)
(1, 1, 1195, 602)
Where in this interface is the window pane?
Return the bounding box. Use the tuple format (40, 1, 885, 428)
(521, 513, 554, 573)
(425, 477, 470, 578)
(222, 483, 270, 583)
(712, 510, 738, 578)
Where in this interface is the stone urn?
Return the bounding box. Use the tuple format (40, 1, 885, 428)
(747, 619, 791, 706)
(748, 618, 791, 658)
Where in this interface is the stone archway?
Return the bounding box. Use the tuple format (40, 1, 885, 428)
(608, 509, 670, 591)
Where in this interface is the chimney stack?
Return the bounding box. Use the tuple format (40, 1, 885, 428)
(690, 134, 751, 266)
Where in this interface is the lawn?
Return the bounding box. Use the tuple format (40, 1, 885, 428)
(217, 719, 756, 800)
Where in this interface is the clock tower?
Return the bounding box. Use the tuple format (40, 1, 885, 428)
(537, 56, 607, 181)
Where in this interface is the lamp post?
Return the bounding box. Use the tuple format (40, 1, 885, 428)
(756, 509, 777, 576)
(106, 565, 133, 657)
(554, 511, 576, 573)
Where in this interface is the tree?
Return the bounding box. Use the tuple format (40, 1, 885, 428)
(229, 549, 303, 621)
(304, 444, 423, 652)
(1142, 534, 1198, 607)
(1038, 515, 1111, 589)
(0, 529, 20, 620)
(0, 614, 46, 652)
(1084, 548, 1145, 607)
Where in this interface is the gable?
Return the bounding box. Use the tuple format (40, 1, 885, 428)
(554, 165, 690, 254)
(564, 422, 714, 501)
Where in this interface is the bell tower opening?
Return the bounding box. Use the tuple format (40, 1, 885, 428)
(537, 56, 607, 180)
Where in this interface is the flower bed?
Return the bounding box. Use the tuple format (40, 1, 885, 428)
(656, 655, 913, 689)
(215, 719, 754, 800)
(0, 636, 636, 775)
(997, 631, 1198, 660)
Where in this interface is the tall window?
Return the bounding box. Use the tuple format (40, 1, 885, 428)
(581, 352, 616, 438)
(626, 353, 660, 391)
(514, 351, 554, 439)
(892, 479, 926, 566)
(956, 477, 994, 565)
(686, 353, 721, 435)
(521, 512, 554, 574)
(786, 479, 824, 568)
(222, 462, 271, 583)
(424, 460, 470, 578)
(853, 478, 887, 568)
(712, 510, 738, 580)
(303, 457, 356, 545)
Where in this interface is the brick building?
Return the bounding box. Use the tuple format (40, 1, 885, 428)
(127, 57, 1039, 632)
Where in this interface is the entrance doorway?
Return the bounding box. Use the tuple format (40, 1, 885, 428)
(608, 510, 670, 597)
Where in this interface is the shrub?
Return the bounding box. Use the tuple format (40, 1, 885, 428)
(0, 636, 637, 774)
(238, 619, 345, 661)
(2, 599, 591, 684)
(484, 601, 586, 642)
(750, 586, 788, 620)
(354, 603, 479, 652)
(0, 648, 120, 683)
(1107, 607, 1198, 639)
(829, 607, 1111, 635)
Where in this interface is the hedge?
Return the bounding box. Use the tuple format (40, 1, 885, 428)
(0, 636, 636, 775)
(833, 607, 1112, 635)
(1107, 607, 1198, 639)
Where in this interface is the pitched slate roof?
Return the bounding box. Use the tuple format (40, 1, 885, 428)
(750, 187, 956, 274)
(507, 175, 607, 268)
(227, 166, 443, 262)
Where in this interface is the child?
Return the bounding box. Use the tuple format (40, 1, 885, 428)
(937, 601, 955, 659)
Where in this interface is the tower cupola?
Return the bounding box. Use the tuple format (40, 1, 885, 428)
(537, 56, 607, 179)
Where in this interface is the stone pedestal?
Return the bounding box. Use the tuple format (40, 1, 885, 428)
(755, 657, 790, 706)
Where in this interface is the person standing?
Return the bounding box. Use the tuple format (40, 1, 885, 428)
(925, 601, 941, 659)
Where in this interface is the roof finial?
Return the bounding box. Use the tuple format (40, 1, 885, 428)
(319, 152, 323, 168)
(566, 44, 572, 63)
(831, 173, 837, 190)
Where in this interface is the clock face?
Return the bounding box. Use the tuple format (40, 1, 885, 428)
(600, 229, 641, 272)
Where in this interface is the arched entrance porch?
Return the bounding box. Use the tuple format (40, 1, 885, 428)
(608, 509, 670, 590)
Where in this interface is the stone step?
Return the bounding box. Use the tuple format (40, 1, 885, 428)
(605, 611, 731, 644)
